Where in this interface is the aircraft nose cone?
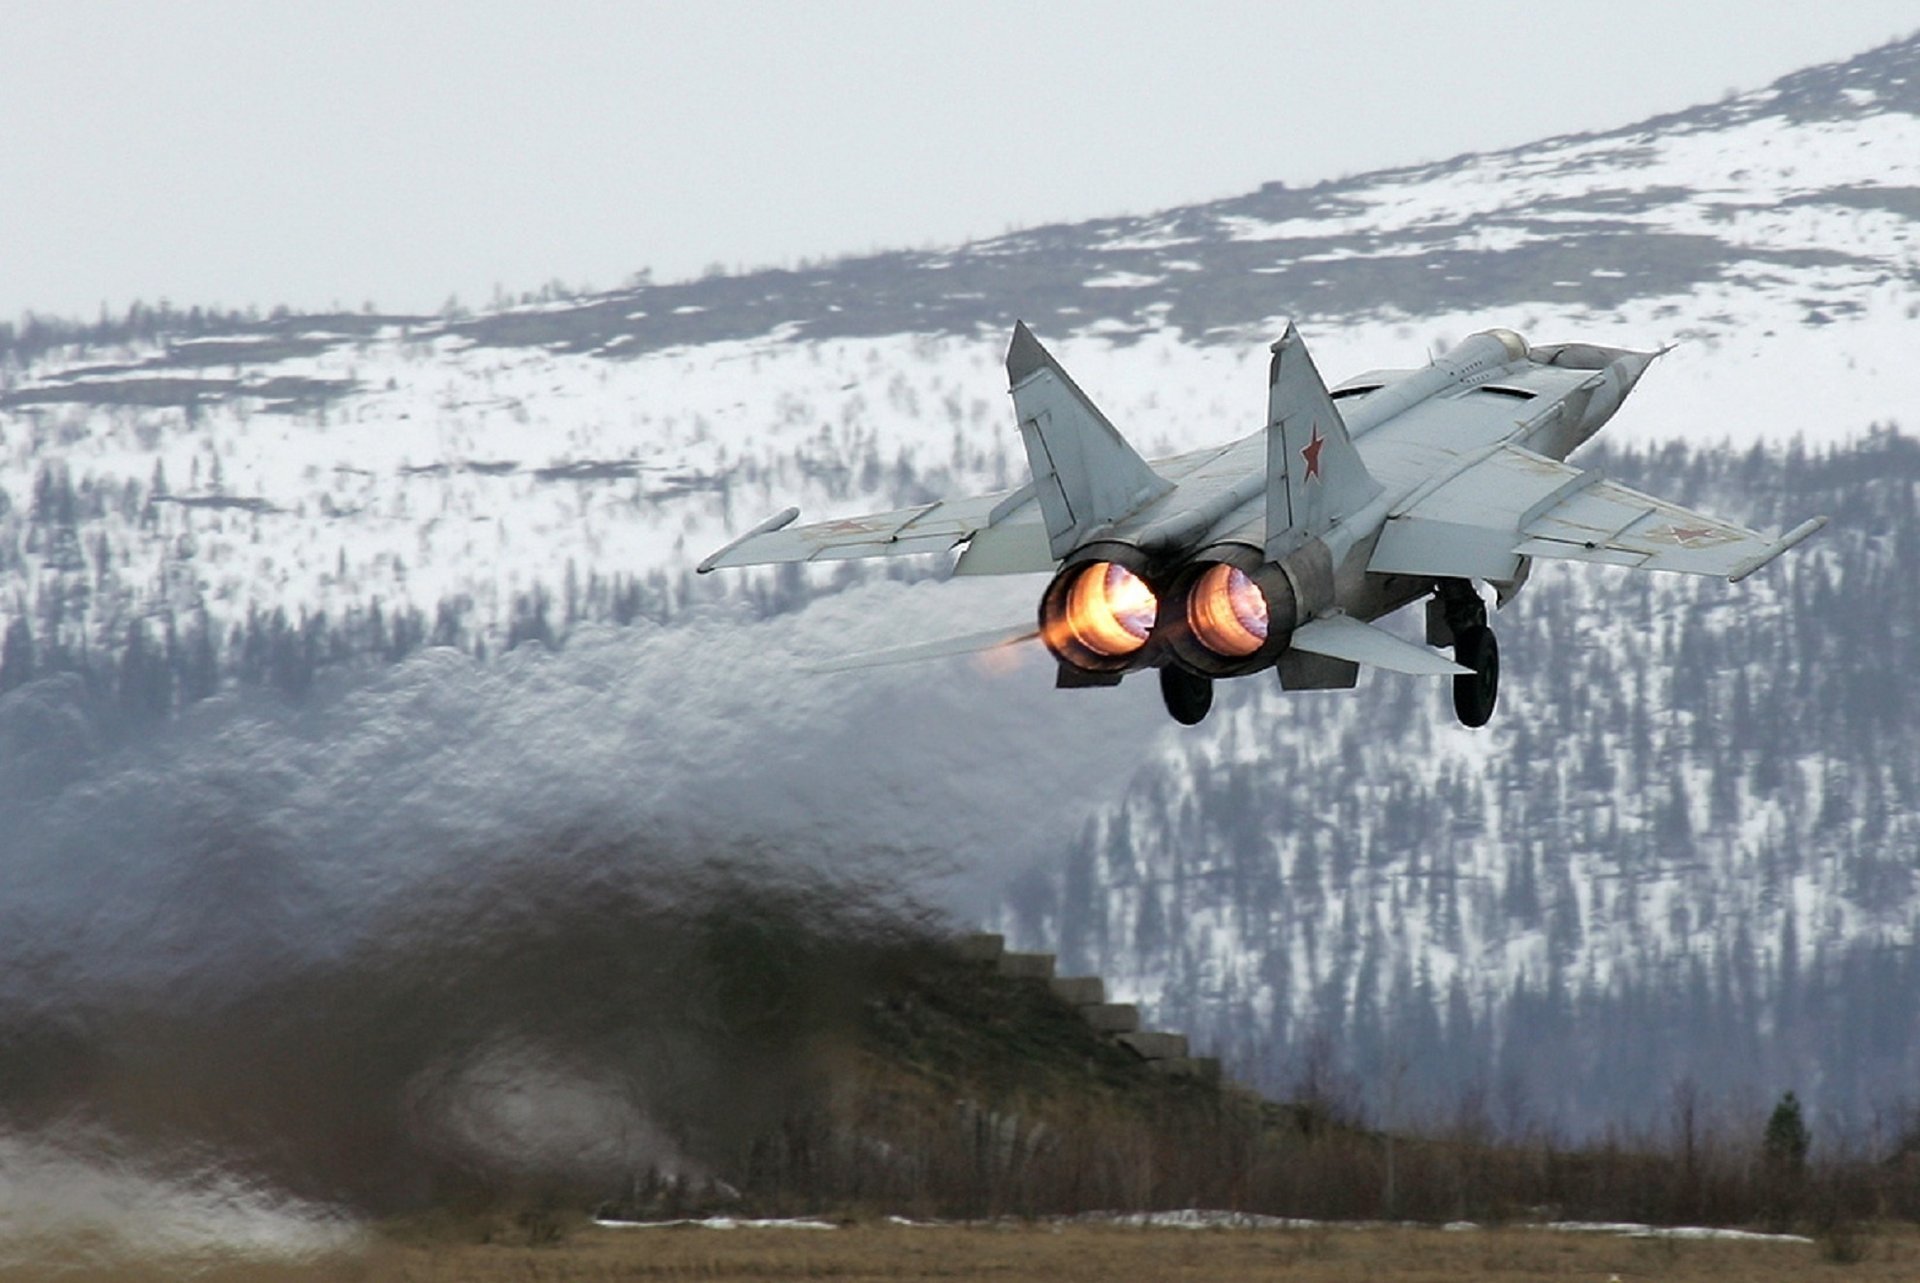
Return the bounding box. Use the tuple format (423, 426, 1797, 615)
(1610, 349, 1658, 393)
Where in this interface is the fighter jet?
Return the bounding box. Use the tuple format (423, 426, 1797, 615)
(698, 323, 1826, 727)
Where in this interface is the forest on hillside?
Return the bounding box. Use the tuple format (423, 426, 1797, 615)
(1007, 429, 1920, 1138)
(2, 384, 1914, 1144)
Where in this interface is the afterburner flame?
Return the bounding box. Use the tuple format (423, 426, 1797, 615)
(1064, 562, 1157, 657)
(1188, 563, 1269, 658)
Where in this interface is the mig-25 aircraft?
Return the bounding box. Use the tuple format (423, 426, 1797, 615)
(699, 323, 1827, 727)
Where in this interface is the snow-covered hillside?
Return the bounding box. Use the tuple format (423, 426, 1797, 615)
(5, 34, 1920, 1135)
(9, 39, 1920, 663)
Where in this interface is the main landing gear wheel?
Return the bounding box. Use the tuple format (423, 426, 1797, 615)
(1160, 666, 1214, 726)
(1452, 624, 1499, 728)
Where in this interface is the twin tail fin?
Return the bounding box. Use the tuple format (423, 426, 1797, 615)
(1006, 322, 1171, 560)
(1004, 320, 1378, 566)
(1265, 322, 1380, 559)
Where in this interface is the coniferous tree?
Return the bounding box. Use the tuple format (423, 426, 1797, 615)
(1764, 1090, 1811, 1175)
(0, 615, 34, 693)
(117, 618, 172, 722)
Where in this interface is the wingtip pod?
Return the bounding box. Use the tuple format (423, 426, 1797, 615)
(696, 505, 801, 573)
(1727, 515, 1829, 583)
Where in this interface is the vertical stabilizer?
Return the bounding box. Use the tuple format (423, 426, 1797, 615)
(1007, 322, 1172, 560)
(1265, 322, 1380, 559)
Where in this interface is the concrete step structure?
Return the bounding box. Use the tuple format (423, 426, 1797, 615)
(1078, 1002, 1140, 1034)
(1048, 976, 1105, 1006)
(996, 950, 1057, 981)
(1117, 1030, 1189, 1061)
(956, 932, 1226, 1086)
(1149, 1056, 1223, 1084)
(956, 932, 1005, 964)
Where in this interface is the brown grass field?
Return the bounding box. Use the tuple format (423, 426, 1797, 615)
(13, 1219, 1919, 1283)
(366, 1221, 1919, 1283)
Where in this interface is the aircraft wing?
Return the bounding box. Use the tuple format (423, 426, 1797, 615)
(1368, 443, 1827, 583)
(697, 488, 1055, 575)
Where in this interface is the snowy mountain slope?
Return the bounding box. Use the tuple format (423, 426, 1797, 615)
(3, 35, 1920, 1136)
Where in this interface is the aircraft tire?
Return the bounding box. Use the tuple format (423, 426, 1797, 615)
(1160, 666, 1214, 726)
(1452, 625, 1499, 728)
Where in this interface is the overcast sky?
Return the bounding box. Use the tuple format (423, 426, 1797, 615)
(6, 1, 1920, 323)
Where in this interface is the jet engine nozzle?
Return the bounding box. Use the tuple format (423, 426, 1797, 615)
(1161, 550, 1299, 678)
(1188, 563, 1270, 657)
(1038, 546, 1161, 674)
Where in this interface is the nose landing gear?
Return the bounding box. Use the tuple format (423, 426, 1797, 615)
(1160, 665, 1214, 726)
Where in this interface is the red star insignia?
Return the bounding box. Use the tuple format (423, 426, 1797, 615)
(1668, 526, 1717, 546)
(1300, 422, 1326, 482)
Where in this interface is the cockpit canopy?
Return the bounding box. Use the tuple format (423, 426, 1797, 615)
(1479, 328, 1529, 363)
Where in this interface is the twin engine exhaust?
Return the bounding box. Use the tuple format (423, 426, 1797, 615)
(1038, 545, 1304, 680)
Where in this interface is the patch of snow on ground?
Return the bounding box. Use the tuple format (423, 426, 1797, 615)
(1544, 1220, 1814, 1244)
(596, 1216, 838, 1230)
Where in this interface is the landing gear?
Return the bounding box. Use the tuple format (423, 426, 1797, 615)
(1160, 666, 1213, 726)
(1451, 624, 1499, 728)
(1435, 579, 1499, 728)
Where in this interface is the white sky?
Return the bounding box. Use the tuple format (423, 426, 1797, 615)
(6, 0, 1920, 323)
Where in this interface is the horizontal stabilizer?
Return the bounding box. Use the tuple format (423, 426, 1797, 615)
(808, 622, 1039, 673)
(696, 488, 1048, 574)
(1289, 614, 1469, 676)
